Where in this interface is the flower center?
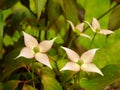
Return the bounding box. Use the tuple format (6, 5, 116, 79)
(78, 59, 84, 66)
(96, 28, 100, 33)
(33, 47, 40, 53)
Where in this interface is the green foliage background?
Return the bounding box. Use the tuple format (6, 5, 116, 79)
(0, 0, 120, 90)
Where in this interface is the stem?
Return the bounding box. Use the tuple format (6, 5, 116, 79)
(32, 60, 35, 87)
(62, 35, 78, 59)
(38, 28, 41, 42)
(90, 33, 97, 48)
(97, 3, 118, 20)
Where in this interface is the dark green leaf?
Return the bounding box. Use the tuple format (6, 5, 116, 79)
(108, 4, 120, 30)
(80, 64, 120, 90)
(20, 0, 30, 9)
(76, 3, 85, 22)
(42, 76, 62, 90)
(0, 48, 34, 81)
(47, 0, 61, 25)
(0, 9, 3, 48)
(34, 0, 47, 21)
(3, 80, 20, 90)
(0, 0, 19, 10)
(0, 82, 3, 90)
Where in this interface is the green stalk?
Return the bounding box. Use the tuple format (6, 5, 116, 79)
(31, 60, 35, 87)
(90, 32, 97, 48)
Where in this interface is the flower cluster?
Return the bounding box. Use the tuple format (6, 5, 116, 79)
(17, 18, 114, 76)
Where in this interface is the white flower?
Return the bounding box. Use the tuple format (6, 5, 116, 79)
(85, 18, 114, 35)
(17, 31, 56, 69)
(67, 20, 91, 40)
(60, 47, 104, 76)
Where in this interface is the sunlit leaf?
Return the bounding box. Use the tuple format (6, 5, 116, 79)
(108, 4, 120, 30)
(61, 0, 78, 24)
(80, 64, 120, 90)
(22, 84, 37, 90)
(34, 0, 47, 21)
(42, 75, 62, 90)
(3, 34, 14, 46)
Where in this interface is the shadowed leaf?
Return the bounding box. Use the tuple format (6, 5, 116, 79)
(0, 10, 3, 48)
(108, 4, 120, 30)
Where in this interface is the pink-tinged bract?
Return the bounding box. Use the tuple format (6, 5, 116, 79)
(23, 31, 38, 49)
(92, 18, 100, 29)
(60, 62, 80, 71)
(17, 47, 34, 59)
(35, 53, 52, 69)
(38, 38, 56, 53)
(61, 47, 80, 62)
(99, 29, 114, 35)
(80, 48, 99, 63)
(81, 63, 104, 76)
(76, 23, 84, 32)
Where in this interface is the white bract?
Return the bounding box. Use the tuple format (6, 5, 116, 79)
(67, 20, 91, 40)
(85, 18, 114, 35)
(17, 31, 56, 69)
(60, 47, 104, 76)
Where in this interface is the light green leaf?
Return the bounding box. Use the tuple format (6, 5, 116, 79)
(42, 76, 62, 90)
(61, 0, 78, 24)
(108, 4, 120, 30)
(80, 64, 120, 90)
(34, 0, 47, 21)
(22, 84, 37, 90)
(3, 34, 14, 46)
(0, 10, 3, 48)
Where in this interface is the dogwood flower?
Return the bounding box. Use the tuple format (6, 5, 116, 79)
(17, 31, 56, 69)
(67, 20, 91, 39)
(85, 18, 114, 35)
(60, 47, 103, 76)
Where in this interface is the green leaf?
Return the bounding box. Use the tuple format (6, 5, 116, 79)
(47, 0, 61, 25)
(22, 84, 37, 90)
(0, 58, 26, 81)
(80, 64, 120, 90)
(3, 80, 20, 90)
(3, 34, 14, 46)
(108, 4, 120, 30)
(42, 76, 62, 90)
(61, 0, 78, 24)
(0, 48, 34, 81)
(41, 67, 55, 78)
(0, 10, 3, 48)
(34, 0, 47, 21)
